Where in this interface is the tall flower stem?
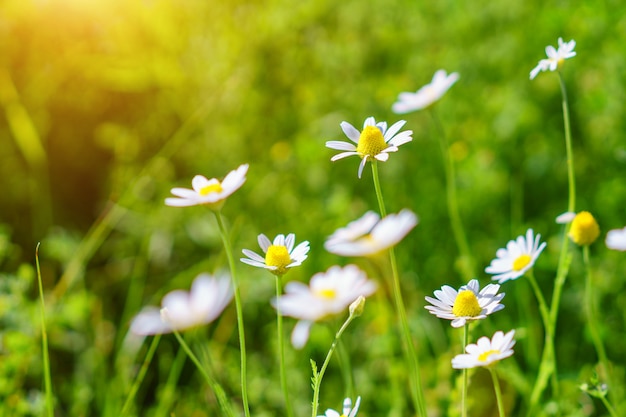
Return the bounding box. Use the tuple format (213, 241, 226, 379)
(461, 324, 469, 417)
(558, 72, 576, 214)
(311, 313, 357, 417)
(35, 244, 54, 417)
(275, 275, 294, 417)
(120, 335, 161, 416)
(582, 246, 612, 400)
(371, 162, 427, 417)
(429, 108, 475, 280)
(172, 330, 236, 417)
(214, 210, 250, 417)
(489, 368, 507, 417)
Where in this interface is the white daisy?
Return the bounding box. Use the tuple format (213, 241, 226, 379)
(130, 273, 233, 335)
(485, 229, 547, 284)
(272, 265, 377, 348)
(452, 330, 516, 369)
(392, 69, 459, 113)
(318, 396, 361, 417)
(326, 117, 412, 178)
(165, 164, 248, 209)
(424, 279, 505, 328)
(606, 226, 626, 251)
(530, 37, 576, 80)
(324, 209, 418, 257)
(240, 233, 310, 276)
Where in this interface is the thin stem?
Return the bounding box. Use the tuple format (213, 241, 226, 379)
(429, 108, 475, 279)
(275, 275, 294, 417)
(600, 395, 620, 417)
(172, 330, 236, 417)
(35, 244, 54, 417)
(214, 210, 250, 417)
(311, 314, 356, 417)
(490, 368, 506, 417)
(370, 163, 427, 416)
(154, 345, 186, 417)
(558, 72, 576, 214)
(526, 270, 551, 338)
(462, 324, 469, 417)
(583, 246, 612, 399)
(120, 334, 161, 416)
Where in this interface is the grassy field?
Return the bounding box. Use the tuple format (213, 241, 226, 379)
(1, 0, 626, 416)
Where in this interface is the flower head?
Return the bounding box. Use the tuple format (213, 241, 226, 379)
(452, 330, 516, 369)
(530, 37, 576, 80)
(165, 164, 248, 209)
(606, 226, 626, 251)
(325, 209, 418, 257)
(568, 211, 600, 246)
(318, 396, 361, 417)
(392, 69, 459, 113)
(326, 117, 412, 178)
(425, 279, 505, 328)
(273, 265, 377, 348)
(130, 273, 233, 335)
(485, 229, 546, 284)
(241, 233, 310, 276)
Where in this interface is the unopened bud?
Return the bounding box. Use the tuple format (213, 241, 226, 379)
(349, 295, 366, 318)
(569, 211, 600, 246)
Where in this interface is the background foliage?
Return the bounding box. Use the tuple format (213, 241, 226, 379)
(1, 0, 625, 415)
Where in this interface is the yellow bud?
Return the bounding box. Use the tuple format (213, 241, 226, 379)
(568, 211, 600, 246)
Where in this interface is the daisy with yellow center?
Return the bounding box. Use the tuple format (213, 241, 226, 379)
(451, 330, 516, 369)
(241, 233, 310, 276)
(272, 265, 377, 348)
(325, 116, 412, 178)
(318, 396, 361, 417)
(165, 164, 248, 209)
(392, 69, 460, 113)
(530, 37, 576, 80)
(485, 228, 547, 284)
(424, 279, 505, 328)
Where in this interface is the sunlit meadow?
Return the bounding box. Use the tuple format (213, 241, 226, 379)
(1, 1, 626, 416)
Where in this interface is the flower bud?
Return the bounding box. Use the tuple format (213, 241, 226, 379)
(568, 211, 600, 246)
(349, 295, 366, 318)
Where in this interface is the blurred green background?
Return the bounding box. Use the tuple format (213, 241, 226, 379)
(1, 0, 625, 415)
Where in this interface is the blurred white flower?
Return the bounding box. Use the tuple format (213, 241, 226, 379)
(392, 69, 459, 113)
(326, 117, 412, 178)
(165, 164, 248, 209)
(425, 279, 505, 328)
(318, 396, 361, 417)
(273, 265, 377, 348)
(325, 209, 418, 257)
(130, 273, 233, 335)
(485, 229, 546, 284)
(606, 226, 626, 251)
(530, 37, 576, 80)
(241, 233, 310, 276)
(556, 211, 576, 224)
(452, 330, 516, 369)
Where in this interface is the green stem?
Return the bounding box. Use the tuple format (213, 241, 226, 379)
(275, 275, 294, 417)
(582, 246, 613, 400)
(600, 394, 620, 417)
(490, 368, 506, 417)
(429, 108, 475, 279)
(214, 210, 250, 417)
(558, 72, 576, 214)
(172, 330, 236, 417)
(462, 324, 469, 417)
(370, 163, 427, 417)
(120, 335, 161, 416)
(311, 314, 356, 417)
(155, 345, 186, 417)
(35, 244, 54, 417)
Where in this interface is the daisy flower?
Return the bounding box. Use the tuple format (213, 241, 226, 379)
(485, 229, 547, 284)
(130, 273, 232, 335)
(165, 164, 248, 209)
(318, 396, 361, 417)
(272, 265, 377, 348)
(326, 117, 412, 178)
(425, 279, 505, 328)
(452, 330, 516, 369)
(240, 233, 310, 276)
(530, 37, 576, 80)
(606, 226, 626, 251)
(392, 69, 459, 113)
(324, 209, 418, 257)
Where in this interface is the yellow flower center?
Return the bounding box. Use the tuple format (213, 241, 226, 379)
(315, 288, 337, 299)
(569, 211, 600, 246)
(265, 245, 292, 275)
(199, 182, 223, 196)
(356, 125, 387, 159)
(512, 254, 532, 272)
(478, 349, 501, 363)
(452, 290, 482, 317)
